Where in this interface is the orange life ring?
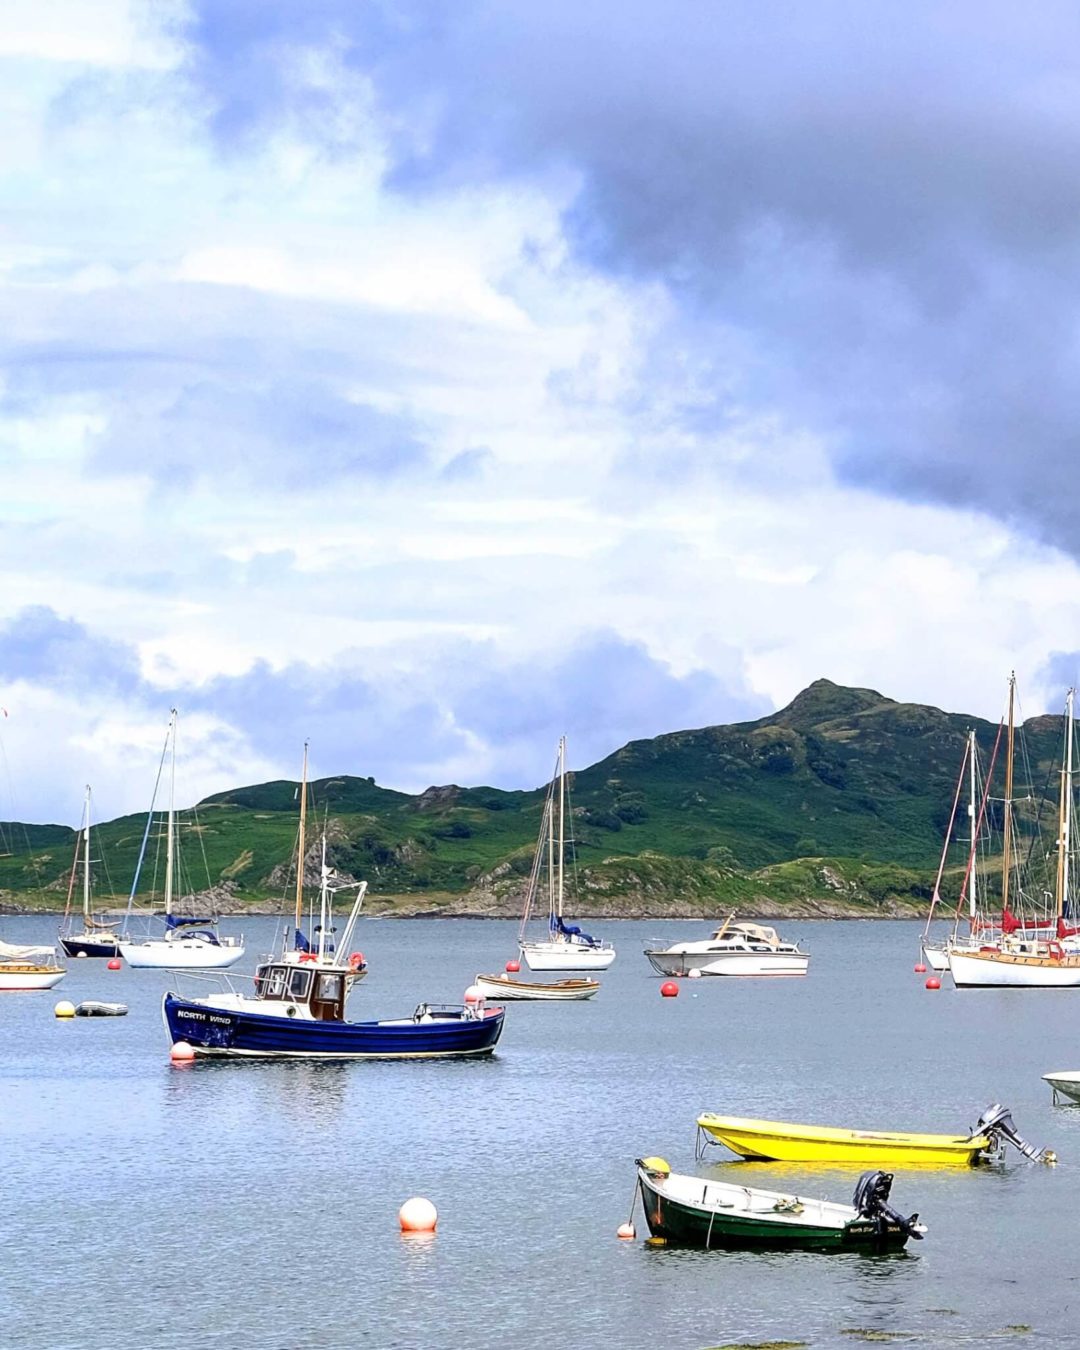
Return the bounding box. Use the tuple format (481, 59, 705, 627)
(299, 951, 318, 963)
(348, 951, 365, 970)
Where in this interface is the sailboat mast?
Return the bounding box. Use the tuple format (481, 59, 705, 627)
(1058, 690, 1075, 923)
(547, 750, 556, 922)
(1000, 674, 1015, 917)
(164, 709, 177, 917)
(319, 834, 329, 960)
(82, 784, 92, 921)
(557, 736, 566, 921)
(968, 731, 977, 922)
(294, 741, 309, 934)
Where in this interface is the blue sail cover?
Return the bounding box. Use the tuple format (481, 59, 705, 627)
(167, 914, 215, 930)
(294, 927, 313, 953)
(552, 914, 598, 946)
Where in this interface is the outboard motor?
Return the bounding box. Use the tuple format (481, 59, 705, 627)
(976, 1104, 1057, 1164)
(852, 1171, 924, 1242)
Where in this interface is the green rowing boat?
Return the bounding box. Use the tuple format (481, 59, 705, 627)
(635, 1157, 925, 1251)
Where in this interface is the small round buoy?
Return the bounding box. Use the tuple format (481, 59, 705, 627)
(660, 980, 679, 998)
(505, 959, 521, 974)
(914, 963, 927, 974)
(54, 1000, 76, 1019)
(76, 951, 88, 958)
(398, 1196, 438, 1233)
(169, 1040, 196, 1061)
(925, 976, 942, 990)
(687, 967, 703, 979)
(463, 985, 485, 1005)
(616, 1222, 636, 1240)
(107, 958, 122, 971)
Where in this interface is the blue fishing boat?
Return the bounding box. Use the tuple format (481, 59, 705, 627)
(162, 970, 505, 1059)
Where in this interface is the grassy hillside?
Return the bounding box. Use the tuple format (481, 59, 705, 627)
(0, 679, 1065, 916)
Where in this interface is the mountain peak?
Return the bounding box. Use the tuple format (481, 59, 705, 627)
(766, 678, 892, 730)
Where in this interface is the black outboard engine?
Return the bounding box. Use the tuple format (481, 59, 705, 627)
(976, 1104, 1057, 1164)
(852, 1171, 923, 1242)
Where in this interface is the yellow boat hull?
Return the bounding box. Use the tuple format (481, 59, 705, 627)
(696, 1113, 990, 1166)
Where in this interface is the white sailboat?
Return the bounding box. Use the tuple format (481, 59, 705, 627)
(58, 786, 122, 959)
(119, 710, 245, 970)
(518, 737, 616, 972)
(949, 685, 1080, 988)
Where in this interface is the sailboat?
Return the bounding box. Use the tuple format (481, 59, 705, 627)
(518, 737, 616, 972)
(118, 710, 245, 970)
(58, 786, 122, 958)
(921, 727, 1000, 973)
(0, 938, 66, 991)
(948, 684, 1080, 988)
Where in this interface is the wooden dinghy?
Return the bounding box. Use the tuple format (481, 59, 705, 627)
(695, 1104, 1055, 1167)
(635, 1157, 925, 1251)
(472, 972, 599, 1001)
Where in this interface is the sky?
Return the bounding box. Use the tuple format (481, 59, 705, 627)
(3, 0, 1080, 824)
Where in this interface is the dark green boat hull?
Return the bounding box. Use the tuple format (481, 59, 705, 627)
(638, 1176, 913, 1251)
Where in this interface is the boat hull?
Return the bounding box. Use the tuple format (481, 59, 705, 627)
(162, 993, 505, 1059)
(60, 935, 121, 959)
(637, 1168, 916, 1251)
(120, 939, 244, 969)
(921, 943, 950, 973)
(0, 965, 66, 990)
(1044, 1071, 1080, 1104)
(948, 947, 1080, 988)
(696, 1114, 988, 1166)
(519, 942, 616, 971)
(473, 973, 599, 1000)
(644, 950, 808, 977)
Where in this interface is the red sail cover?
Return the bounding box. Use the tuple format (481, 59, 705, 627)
(1058, 917, 1080, 939)
(1001, 908, 1021, 934)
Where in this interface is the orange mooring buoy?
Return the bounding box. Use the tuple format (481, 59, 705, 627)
(505, 959, 521, 973)
(914, 963, 927, 973)
(107, 958, 122, 970)
(660, 980, 679, 998)
(925, 976, 942, 990)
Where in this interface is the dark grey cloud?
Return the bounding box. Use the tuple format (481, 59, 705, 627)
(182, 1, 1080, 552)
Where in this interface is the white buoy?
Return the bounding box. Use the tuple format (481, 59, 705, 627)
(169, 1040, 196, 1062)
(616, 1222, 636, 1239)
(54, 1000, 76, 1019)
(399, 1196, 438, 1233)
(688, 968, 703, 979)
(463, 985, 485, 1005)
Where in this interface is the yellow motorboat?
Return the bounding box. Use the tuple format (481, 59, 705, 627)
(695, 1104, 1055, 1167)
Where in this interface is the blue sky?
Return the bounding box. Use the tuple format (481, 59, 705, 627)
(3, 0, 1080, 823)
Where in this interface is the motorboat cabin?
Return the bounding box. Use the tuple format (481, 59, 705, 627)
(252, 961, 348, 1022)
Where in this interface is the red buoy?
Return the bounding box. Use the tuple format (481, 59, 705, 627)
(505, 959, 521, 974)
(107, 958, 122, 971)
(914, 963, 927, 974)
(660, 980, 679, 998)
(925, 976, 942, 990)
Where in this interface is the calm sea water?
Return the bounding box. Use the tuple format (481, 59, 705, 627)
(3, 916, 1078, 1350)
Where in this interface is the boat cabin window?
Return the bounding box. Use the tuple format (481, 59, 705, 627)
(254, 965, 289, 999)
(287, 968, 312, 1000)
(311, 971, 346, 1022)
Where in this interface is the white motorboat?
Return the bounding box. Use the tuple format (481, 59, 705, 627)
(1044, 1071, 1080, 1104)
(517, 736, 616, 972)
(119, 710, 245, 970)
(644, 916, 808, 977)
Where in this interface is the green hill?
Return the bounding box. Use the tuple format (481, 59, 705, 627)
(0, 679, 1064, 918)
